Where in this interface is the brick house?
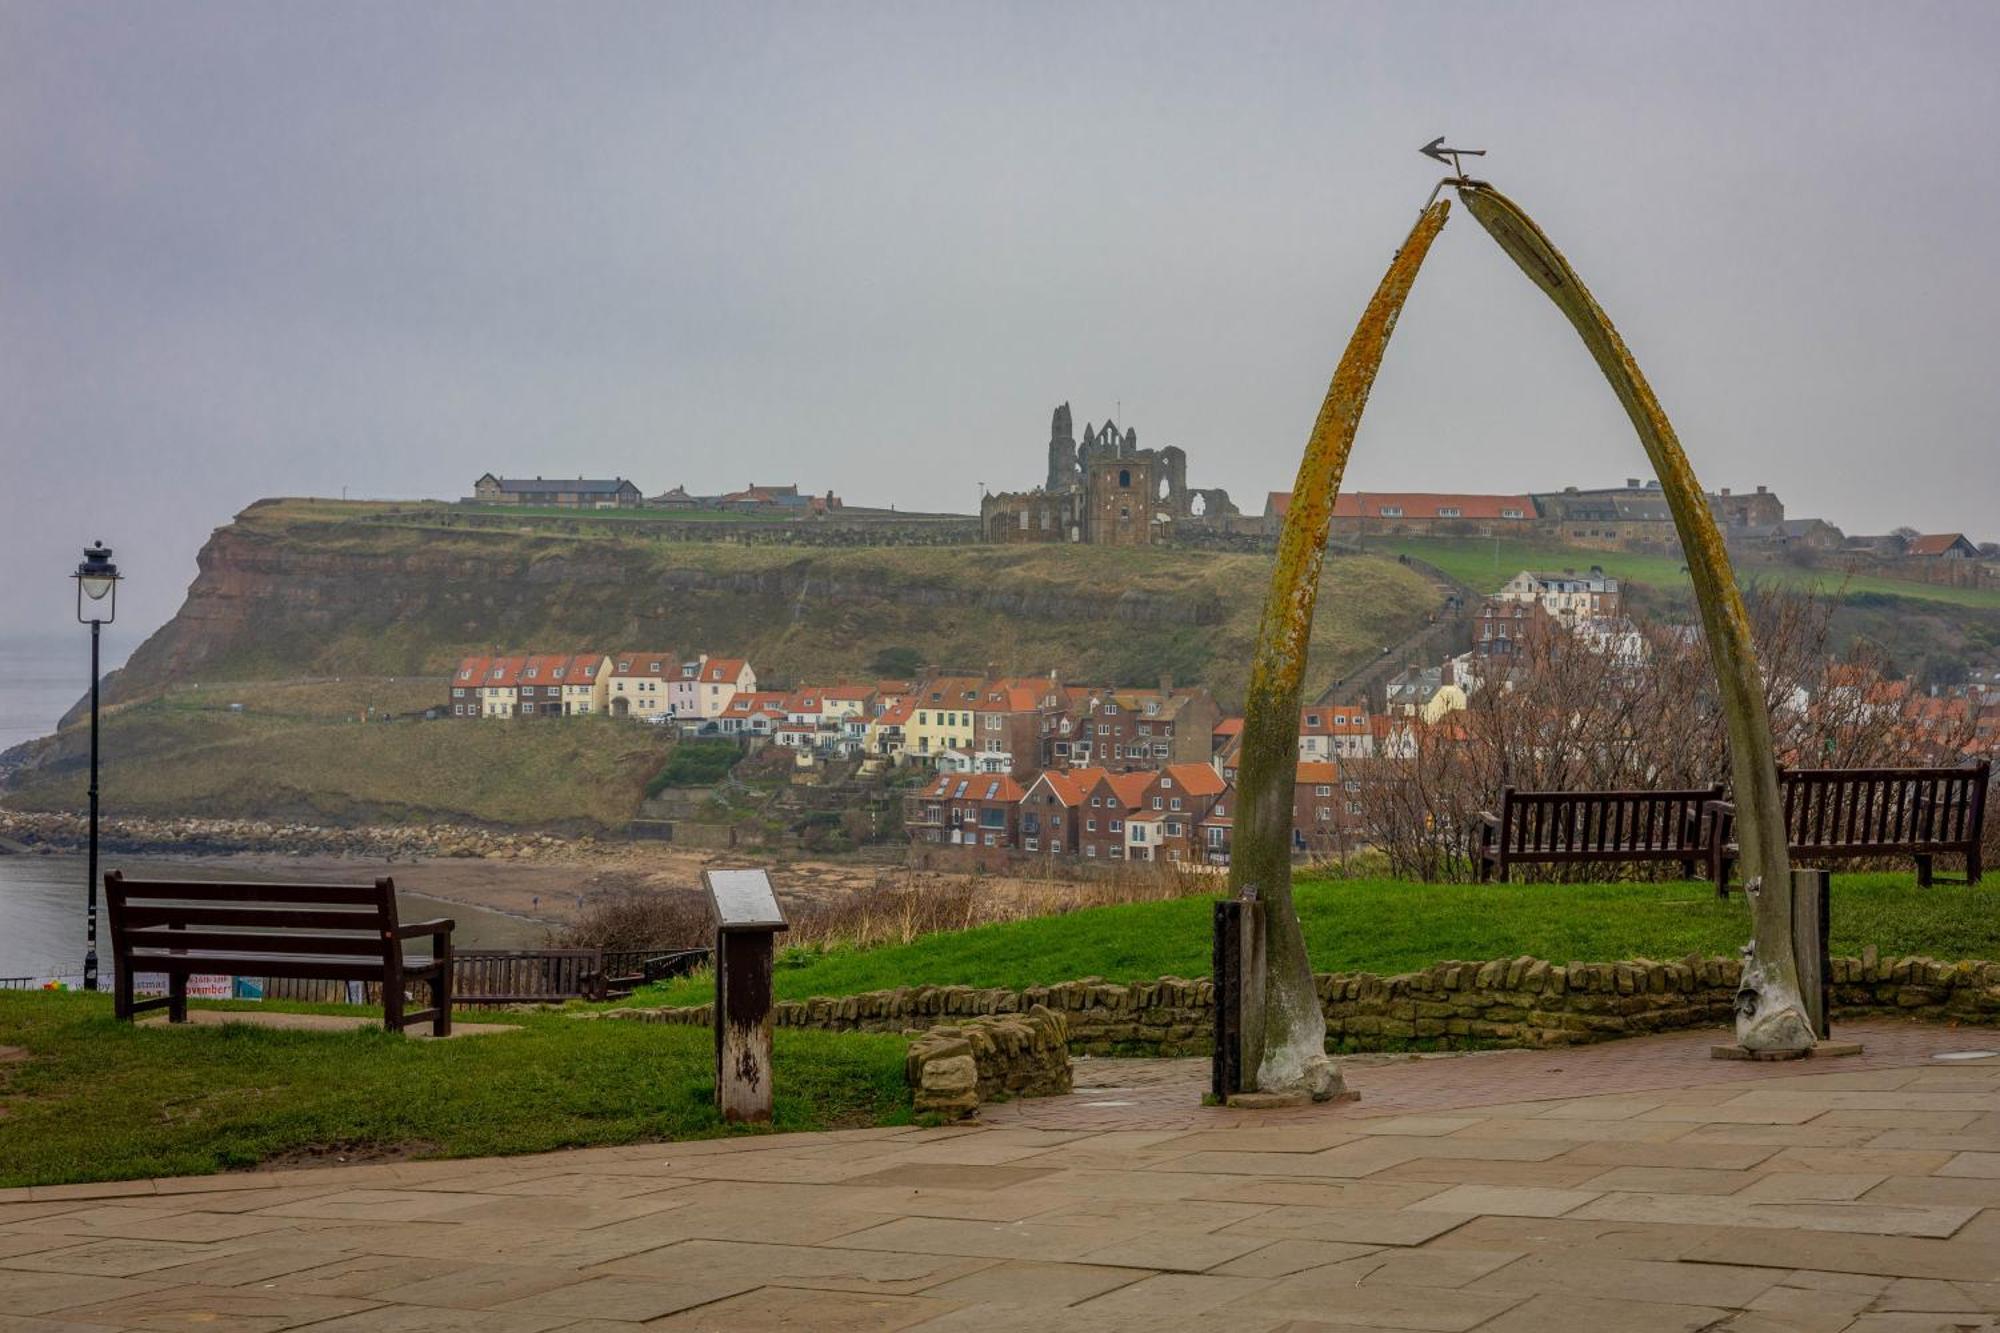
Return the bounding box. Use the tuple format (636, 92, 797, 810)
(1076, 770, 1154, 861)
(1195, 787, 1234, 865)
(906, 772, 1024, 850)
(1019, 768, 1093, 858)
(972, 676, 1068, 778)
(447, 656, 489, 718)
(1472, 598, 1556, 660)
(1124, 764, 1228, 862)
(512, 653, 572, 718)
(1073, 678, 1221, 770)
(1292, 761, 1361, 858)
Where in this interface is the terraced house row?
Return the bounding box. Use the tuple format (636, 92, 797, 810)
(446, 652, 755, 719)
(904, 757, 1364, 866)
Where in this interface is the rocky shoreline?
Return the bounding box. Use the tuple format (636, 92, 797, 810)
(0, 810, 587, 861)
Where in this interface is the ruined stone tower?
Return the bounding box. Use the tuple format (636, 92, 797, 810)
(1045, 402, 1078, 493)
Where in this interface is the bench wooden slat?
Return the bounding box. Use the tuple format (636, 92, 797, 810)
(122, 929, 396, 956)
(123, 955, 440, 982)
(107, 880, 386, 906)
(118, 906, 390, 931)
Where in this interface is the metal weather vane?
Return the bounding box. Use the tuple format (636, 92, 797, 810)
(1419, 136, 1486, 178)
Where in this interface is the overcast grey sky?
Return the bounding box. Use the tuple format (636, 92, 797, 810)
(4, 0, 1996, 648)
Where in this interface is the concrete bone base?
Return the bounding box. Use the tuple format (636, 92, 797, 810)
(1711, 1039, 1865, 1061)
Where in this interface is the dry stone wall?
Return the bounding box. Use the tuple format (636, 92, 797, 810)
(905, 1006, 1072, 1117)
(605, 952, 2000, 1055)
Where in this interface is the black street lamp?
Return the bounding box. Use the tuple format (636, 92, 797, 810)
(73, 542, 119, 991)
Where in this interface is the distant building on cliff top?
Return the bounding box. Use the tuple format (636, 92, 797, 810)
(472, 474, 642, 508)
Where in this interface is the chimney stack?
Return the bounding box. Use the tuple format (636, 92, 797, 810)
(1159, 672, 1174, 694)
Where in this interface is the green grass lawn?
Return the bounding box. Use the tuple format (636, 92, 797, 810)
(0, 996, 911, 1188)
(646, 873, 1998, 1007)
(1373, 536, 2000, 610)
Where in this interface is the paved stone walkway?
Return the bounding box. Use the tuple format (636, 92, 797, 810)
(4, 1020, 1999, 1331)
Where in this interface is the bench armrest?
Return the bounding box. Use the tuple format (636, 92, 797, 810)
(1702, 799, 1734, 820)
(1476, 811, 1500, 830)
(392, 919, 455, 940)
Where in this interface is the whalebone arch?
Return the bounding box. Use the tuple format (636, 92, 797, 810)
(1232, 179, 1815, 1101)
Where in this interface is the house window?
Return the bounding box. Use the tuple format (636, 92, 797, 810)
(1087, 818, 1098, 832)
(1131, 825, 1147, 843)
(1170, 797, 1182, 811)
(1316, 785, 1332, 797)
(1167, 822, 1182, 836)
(1437, 506, 1462, 518)
(1502, 507, 1524, 519)
(1025, 837, 1039, 852)
(1109, 820, 1123, 833)
(1379, 505, 1404, 518)
(453, 688, 464, 698)
(1086, 845, 1098, 858)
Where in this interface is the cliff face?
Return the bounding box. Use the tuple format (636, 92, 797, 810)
(108, 499, 1442, 709)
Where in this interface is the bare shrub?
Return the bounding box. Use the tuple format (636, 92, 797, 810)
(555, 889, 711, 951)
(1351, 586, 1979, 882)
(783, 860, 1218, 952)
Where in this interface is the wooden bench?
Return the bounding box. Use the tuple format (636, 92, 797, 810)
(1705, 761, 1989, 895)
(1477, 785, 1723, 882)
(104, 872, 454, 1036)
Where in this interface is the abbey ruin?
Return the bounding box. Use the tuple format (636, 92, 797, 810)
(980, 403, 1240, 545)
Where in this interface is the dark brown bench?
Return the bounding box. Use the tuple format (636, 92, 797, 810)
(104, 872, 454, 1035)
(1477, 785, 1723, 882)
(1705, 761, 1989, 896)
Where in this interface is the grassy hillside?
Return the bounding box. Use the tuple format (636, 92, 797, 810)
(6, 685, 671, 828)
(650, 872, 1994, 1005)
(113, 499, 1445, 709)
(1372, 535, 2000, 610)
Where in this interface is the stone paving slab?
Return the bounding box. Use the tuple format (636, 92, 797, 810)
(2, 1020, 1998, 1330)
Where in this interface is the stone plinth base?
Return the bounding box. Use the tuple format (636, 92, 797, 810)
(1225, 1088, 1361, 1110)
(1711, 1040, 1864, 1062)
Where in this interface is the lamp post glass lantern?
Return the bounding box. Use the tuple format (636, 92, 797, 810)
(73, 542, 119, 991)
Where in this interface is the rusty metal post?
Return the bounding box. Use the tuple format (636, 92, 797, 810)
(1455, 182, 1812, 1053)
(1210, 892, 1266, 1100)
(1232, 200, 1452, 1098)
(702, 869, 789, 1124)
